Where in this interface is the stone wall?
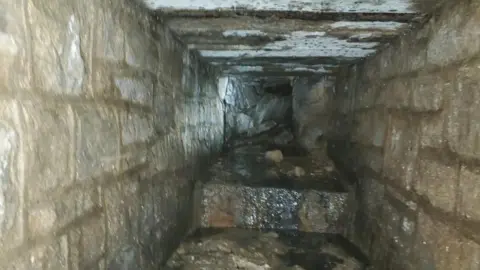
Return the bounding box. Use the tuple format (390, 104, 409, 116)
(291, 76, 335, 151)
(330, 0, 480, 268)
(220, 76, 292, 142)
(0, 0, 223, 269)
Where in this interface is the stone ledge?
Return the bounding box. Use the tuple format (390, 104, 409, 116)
(199, 183, 349, 233)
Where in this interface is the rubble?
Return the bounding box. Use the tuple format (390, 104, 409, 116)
(165, 228, 367, 270)
(289, 166, 306, 177)
(265, 149, 284, 163)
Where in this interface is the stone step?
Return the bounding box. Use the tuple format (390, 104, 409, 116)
(198, 183, 349, 233)
(197, 143, 350, 233)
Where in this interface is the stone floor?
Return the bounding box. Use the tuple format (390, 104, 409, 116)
(208, 142, 346, 192)
(165, 228, 368, 270)
(165, 134, 369, 269)
(197, 141, 350, 232)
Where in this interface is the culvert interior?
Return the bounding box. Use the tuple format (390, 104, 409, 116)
(1, 0, 480, 269)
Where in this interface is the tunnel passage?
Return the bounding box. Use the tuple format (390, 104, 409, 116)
(1, 0, 480, 269)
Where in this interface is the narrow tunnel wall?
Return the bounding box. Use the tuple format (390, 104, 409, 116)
(220, 76, 292, 143)
(330, 0, 480, 268)
(0, 0, 222, 269)
(291, 76, 335, 151)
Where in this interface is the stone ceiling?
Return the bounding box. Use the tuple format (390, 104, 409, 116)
(144, 0, 434, 77)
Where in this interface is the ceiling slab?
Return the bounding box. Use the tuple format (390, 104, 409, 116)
(167, 17, 408, 34)
(146, 0, 431, 77)
(175, 22, 404, 51)
(145, 0, 418, 13)
(219, 63, 338, 75)
(158, 10, 422, 23)
(205, 56, 361, 66)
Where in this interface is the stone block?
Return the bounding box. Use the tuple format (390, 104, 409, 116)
(121, 143, 148, 172)
(383, 114, 419, 190)
(354, 82, 378, 110)
(28, 185, 100, 237)
(40, 235, 69, 269)
(420, 112, 445, 148)
(150, 131, 185, 172)
(93, 4, 125, 62)
(173, 93, 187, 128)
(104, 182, 129, 263)
(138, 179, 155, 241)
(371, 109, 388, 147)
(377, 78, 412, 109)
(22, 102, 74, 201)
(298, 190, 348, 233)
(28, 3, 85, 95)
(27, 203, 57, 237)
(427, 0, 480, 67)
(80, 216, 106, 267)
(360, 177, 385, 219)
(394, 29, 428, 76)
(359, 146, 384, 173)
(368, 228, 389, 269)
(0, 1, 31, 92)
(446, 61, 480, 159)
(380, 199, 401, 238)
(398, 213, 416, 257)
(153, 85, 175, 136)
(114, 74, 154, 107)
(410, 72, 450, 112)
(459, 165, 480, 221)
(119, 110, 152, 171)
(200, 184, 236, 228)
(89, 62, 116, 98)
(200, 184, 348, 233)
(350, 108, 387, 148)
(184, 98, 223, 126)
(5, 235, 68, 269)
(351, 111, 373, 145)
(75, 106, 120, 181)
(414, 211, 480, 269)
(152, 171, 191, 227)
(125, 28, 158, 72)
(385, 190, 417, 259)
(181, 126, 212, 162)
(106, 246, 142, 270)
(123, 178, 140, 241)
(3, 256, 40, 270)
(0, 100, 23, 250)
(414, 155, 459, 213)
(120, 110, 154, 146)
(68, 228, 81, 270)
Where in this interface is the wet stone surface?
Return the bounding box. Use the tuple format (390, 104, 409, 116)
(209, 143, 345, 192)
(199, 143, 349, 232)
(165, 228, 369, 270)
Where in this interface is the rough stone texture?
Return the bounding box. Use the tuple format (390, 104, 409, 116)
(155, 0, 431, 77)
(199, 184, 348, 233)
(329, 0, 480, 269)
(292, 76, 335, 152)
(0, 0, 223, 269)
(221, 76, 293, 141)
